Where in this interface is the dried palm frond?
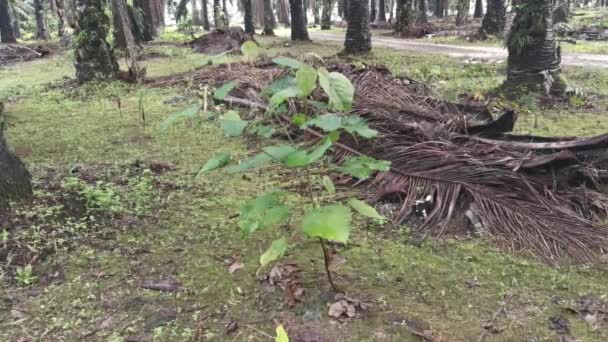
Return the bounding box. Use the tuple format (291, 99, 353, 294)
(146, 61, 608, 264)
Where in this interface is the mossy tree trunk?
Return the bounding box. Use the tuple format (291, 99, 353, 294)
(505, 0, 563, 94)
(290, 0, 310, 40)
(74, 0, 119, 83)
(480, 0, 505, 35)
(262, 0, 276, 34)
(343, 0, 371, 53)
(395, 0, 414, 35)
(0, 0, 17, 43)
(54, 0, 67, 41)
(244, 0, 255, 33)
(321, 0, 334, 29)
(0, 116, 32, 208)
(474, 0, 483, 17)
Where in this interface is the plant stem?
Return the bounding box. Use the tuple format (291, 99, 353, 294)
(319, 237, 341, 293)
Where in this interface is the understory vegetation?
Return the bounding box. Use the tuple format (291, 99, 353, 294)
(2, 29, 608, 341)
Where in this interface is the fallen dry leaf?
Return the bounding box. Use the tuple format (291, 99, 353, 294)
(228, 262, 245, 274)
(140, 278, 182, 292)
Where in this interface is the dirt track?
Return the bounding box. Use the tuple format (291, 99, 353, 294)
(307, 31, 608, 69)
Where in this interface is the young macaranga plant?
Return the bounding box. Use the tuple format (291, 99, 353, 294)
(197, 55, 392, 293)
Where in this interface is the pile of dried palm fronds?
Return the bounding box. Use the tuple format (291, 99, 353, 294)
(0, 43, 51, 66)
(147, 61, 608, 264)
(188, 27, 255, 55)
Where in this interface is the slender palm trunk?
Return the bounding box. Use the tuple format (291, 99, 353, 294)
(376, 0, 386, 22)
(192, 0, 203, 25)
(474, 0, 483, 17)
(214, 0, 222, 27)
(244, 0, 255, 33)
(433, 0, 443, 17)
(34, 0, 50, 40)
(455, 0, 469, 25)
(202, 0, 211, 29)
(54, 0, 67, 39)
(417, 0, 427, 23)
(277, 0, 290, 25)
(0, 0, 17, 43)
(313, 0, 321, 25)
(505, 0, 563, 94)
(343, 0, 371, 53)
(321, 0, 334, 29)
(263, 0, 276, 34)
(370, 0, 377, 22)
(480, 0, 505, 35)
(290, 0, 310, 40)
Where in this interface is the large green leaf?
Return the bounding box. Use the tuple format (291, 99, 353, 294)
(302, 204, 352, 243)
(342, 117, 378, 138)
(241, 41, 260, 59)
(348, 198, 386, 223)
(199, 152, 231, 173)
(272, 57, 305, 69)
(260, 237, 289, 267)
(317, 68, 355, 111)
(239, 192, 290, 236)
(333, 155, 391, 180)
(296, 66, 318, 97)
(160, 104, 200, 131)
(214, 81, 238, 100)
(263, 76, 297, 96)
(275, 325, 290, 342)
(227, 153, 272, 173)
(304, 113, 342, 132)
(220, 111, 248, 137)
(268, 86, 301, 113)
(250, 125, 275, 138)
(282, 137, 333, 167)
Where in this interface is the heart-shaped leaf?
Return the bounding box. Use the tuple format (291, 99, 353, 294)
(302, 205, 352, 243)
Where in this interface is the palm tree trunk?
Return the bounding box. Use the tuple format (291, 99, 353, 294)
(277, 0, 291, 25)
(505, 0, 563, 94)
(480, 0, 505, 35)
(0, 123, 32, 208)
(433, 0, 443, 17)
(263, 0, 276, 34)
(34, 0, 50, 40)
(290, 0, 310, 40)
(193, 0, 203, 25)
(395, 0, 414, 35)
(376, 0, 386, 22)
(455, 0, 469, 25)
(54, 0, 67, 39)
(214, 0, 222, 27)
(244, 0, 255, 33)
(202, 0, 211, 29)
(313, 0, 321, 26)
(0, 0, 17, 43)
(371, 0, 377, 22)
(474, 0, 483, 17)
(321, 0, 334, 29)
(74, 0, 119, 83)
(417, 0, 427, 23)
(343, 0, 371, 53)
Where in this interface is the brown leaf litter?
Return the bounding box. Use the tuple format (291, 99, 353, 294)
(146, 60, 608, 265)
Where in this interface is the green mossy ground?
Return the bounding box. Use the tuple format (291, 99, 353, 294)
(1, 30, 608, 341)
